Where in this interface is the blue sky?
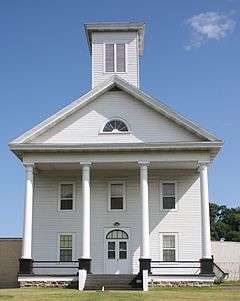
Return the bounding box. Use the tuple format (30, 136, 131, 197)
(0, 0, 239, 237)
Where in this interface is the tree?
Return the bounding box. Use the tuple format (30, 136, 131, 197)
(209, 203, 240, 242)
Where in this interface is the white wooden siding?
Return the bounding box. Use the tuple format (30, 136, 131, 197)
(32, 169, 202, 274)
(31, 91, 201, 144)
(92, 32, 139, 87)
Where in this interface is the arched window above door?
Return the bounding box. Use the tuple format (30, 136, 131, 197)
(106, 229, 128, 239)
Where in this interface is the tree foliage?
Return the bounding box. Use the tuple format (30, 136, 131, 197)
(210, 203, 240, 241)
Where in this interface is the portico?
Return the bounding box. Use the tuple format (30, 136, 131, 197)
(19, 152, 213, 276)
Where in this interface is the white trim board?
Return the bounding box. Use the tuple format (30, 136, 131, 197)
(148, 275, 214, 283)
(18, 275, 78, 282)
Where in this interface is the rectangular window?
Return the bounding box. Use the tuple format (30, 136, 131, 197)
(116, 43, 126, 72)
(161, 182, 176, 210)
(59, 182, 74, 211)
(162, 234, 176, 262)
(105, 44, 114, 72)
(109, 182, 125, 210)
(59, 234, 72, 261)
(105, 43, 126, 73)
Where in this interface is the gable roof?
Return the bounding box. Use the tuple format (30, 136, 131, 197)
(9, 75, 222, 149)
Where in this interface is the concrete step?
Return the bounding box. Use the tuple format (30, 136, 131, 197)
(84, 274, 139, 290)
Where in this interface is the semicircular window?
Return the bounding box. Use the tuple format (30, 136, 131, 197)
(103, 119, 128, 133)
(106, 229, 129, 239)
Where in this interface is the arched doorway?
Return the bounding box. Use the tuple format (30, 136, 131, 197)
(105, 229, 130, 274)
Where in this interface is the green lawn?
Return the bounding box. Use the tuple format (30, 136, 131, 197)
(0, 286, 240, 301)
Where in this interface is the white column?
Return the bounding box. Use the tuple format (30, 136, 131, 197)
(199, 163, 212, 259)
(81, 163, 91, 258)
(139, 161, 150, 258)
(22, 163, 34, 259)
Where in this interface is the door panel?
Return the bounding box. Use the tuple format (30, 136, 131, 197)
(105, 237, 129, 274)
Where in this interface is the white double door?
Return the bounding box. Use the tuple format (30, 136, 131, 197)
(105, 238, 130, 274)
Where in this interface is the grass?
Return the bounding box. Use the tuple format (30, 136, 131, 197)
(0, 286, 240, 301)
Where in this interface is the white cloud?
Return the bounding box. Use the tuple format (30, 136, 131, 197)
(185, 12, 236, 49)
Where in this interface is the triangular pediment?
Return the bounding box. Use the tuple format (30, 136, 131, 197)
(9, 76, 222, 147)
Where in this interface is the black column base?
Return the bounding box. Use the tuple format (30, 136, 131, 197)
(19, 258, 33, 274)
(200, 258, 214, 275)
(78, 258, 91, 274)
(139, 258, 151, 273)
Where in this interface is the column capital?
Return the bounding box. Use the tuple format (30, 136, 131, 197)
(23, 163, 34, 170)
(198, 162, 209, 171)
(138, 161, 150, 167)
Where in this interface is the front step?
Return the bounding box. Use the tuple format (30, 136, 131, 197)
(84, 274, 141, 290)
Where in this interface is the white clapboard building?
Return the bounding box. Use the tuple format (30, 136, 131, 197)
(9, 22, 224, 290)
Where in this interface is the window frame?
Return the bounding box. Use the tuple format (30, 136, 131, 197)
(58, 181, 76, 212)
(160, 181, 178, 211)
(108, 181, 126, 211)
(103, 43, 128, 74)
(99, 118, 131, 135)
(160, 232, 178, 262)
(57, 233, 75, 262)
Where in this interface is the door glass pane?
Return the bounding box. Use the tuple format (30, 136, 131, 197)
(119, 241, 127, 250)
(119, 241, 127, 260)
(108, 241, 116, 259)
(119, 250, 127, 259)
(108, 241, 115, 250)
(108, 251, 116, 259)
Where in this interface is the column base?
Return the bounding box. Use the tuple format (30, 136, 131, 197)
(78, 258, 91, 274)
(200, 258, 214, 275)
(139, 258, 151, 273)
(19, 258, 33, 274)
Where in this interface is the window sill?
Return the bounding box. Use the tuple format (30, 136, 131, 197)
(160, 208, 179, 213)
(108, 209, 126, 212)
(99, 131, 131, 135)
(103, 71, 127, 75)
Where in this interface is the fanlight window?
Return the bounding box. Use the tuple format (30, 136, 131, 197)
(103, 119, 128, 133)
(106, 229, 128, 239)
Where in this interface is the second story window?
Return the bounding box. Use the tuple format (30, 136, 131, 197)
(105, 43, 126, 73)
(161, 182, 176, 210)
(109, 181, 126, 210)
(59, 182, 75, 211)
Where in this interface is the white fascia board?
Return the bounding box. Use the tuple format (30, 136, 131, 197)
(10, 141, 223, 151)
